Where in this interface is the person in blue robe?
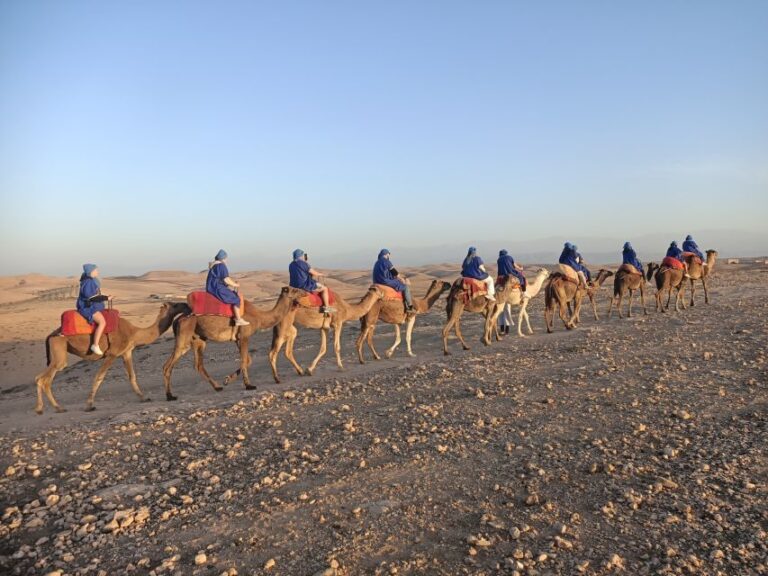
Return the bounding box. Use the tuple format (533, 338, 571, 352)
(373, 249, 414, 310)
(461, 247, 495, 301)
(289, 249, 335, 313)
(621, 242, 644, 275)
(497, 249, 527, 291)
(682, 235, 705, 261)
(77, 263, 112, 356)
(665, 241, 691, 276)
(558, 243, 588, 287)
(574, 246, 592, 283)
(206, 249, 249, 326)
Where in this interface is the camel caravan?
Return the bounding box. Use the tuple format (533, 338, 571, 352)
(33, 237, 718, 414)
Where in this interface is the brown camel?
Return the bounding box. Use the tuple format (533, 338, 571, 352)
(162, 287, 305, 401)
(487, 268, 551, 341)
(685, 249, 718, 306)
(441, 279, 498, 355)
(269, 285, 384, 383)
(34, 302, 189, 414)
(647, 262, 687, 313)
(356, 280, 450, 363)
(544, 269, 613, 333)
(606, 266, 650, 319)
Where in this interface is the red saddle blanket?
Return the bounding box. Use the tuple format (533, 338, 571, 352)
(374, 284, 403, 301)
(298, 289, 338, 308)
(61, 309, 120, 336)
(459, 277, 488, 305)
(682, 251, 703, 265)
(188, 291, 245, 317)
(662, 257, 685, 270)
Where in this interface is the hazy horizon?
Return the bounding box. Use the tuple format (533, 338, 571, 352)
(2, 1, 767, 276)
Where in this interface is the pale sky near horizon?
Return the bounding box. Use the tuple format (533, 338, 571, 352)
(1, 1, 767, 275)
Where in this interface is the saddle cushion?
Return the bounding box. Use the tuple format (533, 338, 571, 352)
(618, 264, 643, 276)
(374, 284, 404, 301)
(459, 277, 488, 305)
(496, 275, 521, 290)
(662, 256, 685, 270)
(552, 272, 579, 286)
(298, 289, 337, 308)
(61, 309, 120, 336)
(188, 291, 245, 317)
(682, 251, 703, 265)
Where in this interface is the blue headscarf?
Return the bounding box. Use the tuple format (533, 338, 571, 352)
(685, 235, 693, 242)
(292, 249, 305, 260)
(623, 242, 632, 251)
(499, 249, 508, 257)
(463, 247, 477, 269)
(215, 249, 228, 261)
(81, 263, 100, 287)
(378, 249, 390, 259)
(670, 241, 678, 248)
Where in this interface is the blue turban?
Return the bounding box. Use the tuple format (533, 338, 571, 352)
(292, 249, 305, 260)
(378, 248, 390, 259)
(215, 249, 228, 261)
(499, 249, 508, 256)
(467, 246, 477, 255)
(670, 241, 678, 247)
(685, 235, 693, 242)
(83, 263, 97, 276)
(623, 242, 632, 250)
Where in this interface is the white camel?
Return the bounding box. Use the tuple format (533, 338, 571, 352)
(487, 268, 550, 340)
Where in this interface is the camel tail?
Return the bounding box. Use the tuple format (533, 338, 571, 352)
(45, 333, 52, 366)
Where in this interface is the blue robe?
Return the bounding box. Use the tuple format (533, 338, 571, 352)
(622, 247, 644, 273)
(666, 245, 684, 262)
(558, 246, 579, 268)
(682, 239, 704, 260)
(289, 259, 318, 292)
(373, 257, 405, 291)
(574, 252, 592, 281)
(76, 275, 106, 322)
(206, 262, 240, 305)
(462, 255, 488, 280)
(497, 254, 526, 288)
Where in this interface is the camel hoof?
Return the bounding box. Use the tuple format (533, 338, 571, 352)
(214, 387, 223, 393)
(35, 408, 43, 416)
(55, 406, 67, 413)
(141, 397, 152, 403)
(384, 351, 394, 359)
(84, 405, 96, 412)
(223, 377, 232, 386)
(166, 394, 178, 402)
(444, 351, 451, 356)
(407, 352, 416, 358)
(244, 384, 256, 391)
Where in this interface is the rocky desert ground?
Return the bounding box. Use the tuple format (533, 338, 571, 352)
(0, 261, 766, 575)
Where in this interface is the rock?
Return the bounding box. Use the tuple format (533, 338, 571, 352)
(264, 558, 276, 570)
(195, 552, 207, 565)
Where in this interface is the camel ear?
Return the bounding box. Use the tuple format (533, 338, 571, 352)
(282, 286, 289, 293)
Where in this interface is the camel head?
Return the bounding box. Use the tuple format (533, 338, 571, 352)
(368, 284, 386, 300)
(706, 249, 718, 262)
(279, 286, 309, 309)
(427, 280, 452, 297)
(534, 268, 550, 280)
(594, 268, 614, 286)
(646, 262, 659, 281)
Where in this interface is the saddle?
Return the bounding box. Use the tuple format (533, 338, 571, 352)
(458, 277, 488, 305)
(662, 257, 685, 270)
(187, 291, 245, 317)
(496, 275, 521, 291)
(61, 309, 120, 336)
(618, 264, 643, 276)
(297, 289, 338, 308)
(682, 252, 703, 265)
(552, 272, 579, 286)
(374, 284, 403, 301)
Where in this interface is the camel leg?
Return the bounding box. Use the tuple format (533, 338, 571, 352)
(34, 337, 69, 415)
(607, 292, 616, 320)
(355, 324, 371, 364)
(269, 325, 289, 384)
(385, 324, 401, 358)
(590, 293, 599, 321)
(517, 302, 528, 337)
(163, 317, 198, 401)
(367, 324, 382, 361)
(454, 315, 470, 350)
(545, 302, 554, 333)
(442, 303, 461, 355)
(237, 337, 255, 390)
(702, 277, 710, 304)
(557, 298, 571, 330)
(307, 328, 328, 375)
(84, 355, 118, 411)
(333, 324, 345, 370)
(404, 315, 417, 357)
(190, 338, 223, 392)
(627, 290, 633, 318)
(689, 278, 696, 307)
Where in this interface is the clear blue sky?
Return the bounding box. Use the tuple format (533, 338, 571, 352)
(1, 1, 767, 274)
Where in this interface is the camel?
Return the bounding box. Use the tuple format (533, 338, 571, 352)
(356, 279, 451, 363)
(487, 268, 551, 340)
(685, 249, 718, 306)
(441, 278, 499, 355)
(647, 262, 687, 313)
(162, 287, 305, 401)
(544, 269, 613, 333)
(269, 285, 385, 383)
(606, 266, 650, 319)
(34, 302, 189, 414)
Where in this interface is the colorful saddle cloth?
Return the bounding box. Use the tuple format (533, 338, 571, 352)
(374, 284, 403, 301)
(297, 289, 338, 308)
(61, 309, 120, 336)
(188, 291, 244, 317)
(662, 257, 685, 270)
(459, 277, 488, 305)
(682, 252, 703, 265)
(495, 275, 521, 290)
